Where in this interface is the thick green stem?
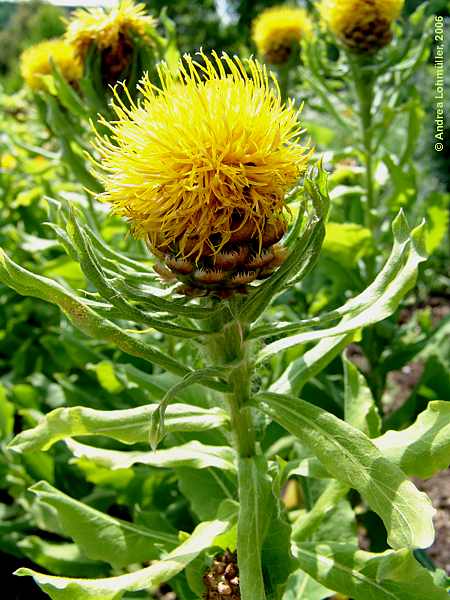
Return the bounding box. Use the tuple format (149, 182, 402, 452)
(278, 64, 290, 104)
(227, 352, 256, 458)
(206, 308, 256, 458)
(349, 56, 378, 282)
(349, 57, 376, 233)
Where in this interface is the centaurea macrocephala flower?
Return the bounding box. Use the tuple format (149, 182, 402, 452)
(93, 52, 311, 296)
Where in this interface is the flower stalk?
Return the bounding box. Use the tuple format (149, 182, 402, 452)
(206, 305, 256, 459)
(349, 55, 376, 232)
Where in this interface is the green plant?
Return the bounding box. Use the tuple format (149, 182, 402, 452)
(1, 8, 449, 600)
(1, 146, 448, 599)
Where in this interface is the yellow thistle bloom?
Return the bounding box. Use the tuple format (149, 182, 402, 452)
(20, 39, 82, 92)
(252, 6, 313, 65)
(65, 0, 156, 60)
(93, 52, 311, 295)
(319, 0, 405, 53)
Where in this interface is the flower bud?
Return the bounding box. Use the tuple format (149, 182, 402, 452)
(319, 0, 405, 54)
(252, 6, 313, 65)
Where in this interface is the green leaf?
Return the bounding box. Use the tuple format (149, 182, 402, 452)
(176, 467, 237, 521)
(18, 537, 108, 578)
(0, 250, 197, 380)
(255, 210, 420, 342)
(262, 496, 297, 600)
(238, 455, 272, 600)
(65, 210, 207, 339)
(258, 219, 427, 362)
(295, 544, 449, 600)
(323, 222, 373, 268)
(16, 518, 230, 600)
(9, 403, 228, 453)
(66, 439, 236, 471)
(254, 392, 435, 550)
(29, 481, 178, 569)
(343, 354, 381, 437)
(282, 569, 331, 600)
(52, 63, 88, 120)
(423, 192, 449, 254)
(0, 383, 14, 439)
(291, 481, 349, 543)
(149, 367, 229, 450)
(374, 401, 450, 478)
(270, 333, 356, 395)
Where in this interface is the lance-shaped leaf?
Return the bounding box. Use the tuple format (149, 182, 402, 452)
(0, 250, 227, 393)
(52, 64, 88, 120)
(66, 210, 209, 338)
(66, 439, 236, 472)
(16, 517, 230, 600)
(258, 219, 427, 362)
(253, 392, 435, 550)
(374, 401, 450, 478)
(252, 210, 415, 341)
(239, 165, 329, 324)
(282, 569, 332, 600)
(18, 537, 108, 578)
(288, 400, 450, 480)
(9, 403, 228, 454)
(270, 333, 355, 395)
(294, 544, 448, 600)
(75, 212, 228, 321)
(28, 481, 178, 569)
(292, 481, 349, 543)
(266, 213, 419, 395)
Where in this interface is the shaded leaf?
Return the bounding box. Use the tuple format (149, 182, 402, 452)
(29, 481, 178, 569)
(254, 392, 435, 549)
(343, 354, 381, 437)
(374, 401, 450, 478)
(295, 544, 448, 600)
(16, 518, 230, 600)
(66, 439, 236, 472)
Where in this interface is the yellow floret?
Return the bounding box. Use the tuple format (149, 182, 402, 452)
(65, 0, 156, 59)
(93, 51, 311, 259)
(20, 39, 82, 91)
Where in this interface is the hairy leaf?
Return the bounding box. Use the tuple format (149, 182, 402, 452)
(259, 219, 427, 361)
(29, 481, 178, 569)
(343, 354, 381, 437)
(374, 401, 450, 478)
(66, 439, 236, 471)
(254, 393, 435, 549)
(295, 544, 448, 600)
(9, 403, 228, 453)
(16, 518, 230, 600)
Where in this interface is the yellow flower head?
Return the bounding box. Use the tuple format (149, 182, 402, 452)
(252, 6, 313, 65)
(65, 0, 156, 60)
(20, 39, 82, 92)
(319, 0, 405, 53)
(93, 52, 311, 268)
